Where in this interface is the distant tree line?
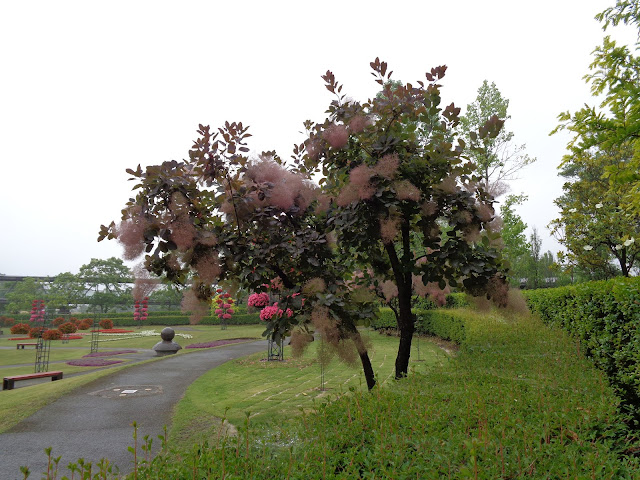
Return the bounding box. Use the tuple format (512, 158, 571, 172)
(0, 257, 183, 315)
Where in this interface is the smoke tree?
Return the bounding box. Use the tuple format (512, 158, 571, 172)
(99, 125, 379, 388)
(307, 59, 509, 378)
(99, 58, 509, 385)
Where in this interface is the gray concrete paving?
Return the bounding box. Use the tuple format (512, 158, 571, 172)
(0, 340, 266, 479)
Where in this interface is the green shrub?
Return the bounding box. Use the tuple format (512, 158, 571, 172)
(416, 309, 467, 344)
(524, 277, 640, 418)
(370, 307, 397, 331)
(444, 292, 469, 308)
(372, 307, 467, 344)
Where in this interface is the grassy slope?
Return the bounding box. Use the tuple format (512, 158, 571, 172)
(169, 332, 447, 448)
(135, 310, 640, 479)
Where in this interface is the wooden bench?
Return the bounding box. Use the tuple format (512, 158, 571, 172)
(16, 343, 38, 350)
(3, 371, 64, 390)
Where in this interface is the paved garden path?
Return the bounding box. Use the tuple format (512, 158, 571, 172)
(0, 340, 266, 479)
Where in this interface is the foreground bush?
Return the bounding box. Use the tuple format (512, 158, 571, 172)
(525, 277, 640, 419)
(33, 310, 636, 479)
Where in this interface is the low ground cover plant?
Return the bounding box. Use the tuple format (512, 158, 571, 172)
(105, 310, 639, 479)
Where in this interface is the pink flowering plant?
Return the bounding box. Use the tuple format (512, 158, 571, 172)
(100, 58, 510, 388)
(133, 296, 149, 325)
(211, 289, 236, 322)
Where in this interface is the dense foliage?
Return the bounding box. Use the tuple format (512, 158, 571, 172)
(552, 0, 640, 276)
(525, 276, 640, 421)
(99, 59, 512, 385)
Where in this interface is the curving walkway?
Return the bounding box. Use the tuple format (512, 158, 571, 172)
(0, 340, 266, 479)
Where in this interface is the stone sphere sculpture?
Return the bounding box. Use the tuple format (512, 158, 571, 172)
(153, 327, 182, 356)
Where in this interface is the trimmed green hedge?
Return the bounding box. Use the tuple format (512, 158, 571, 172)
(416, 309, 467, 344)
(372, 307, 467, 344)
(11, 310, 260, 327)
(524, 277, 640, 416)
(107, 312, 260, 326)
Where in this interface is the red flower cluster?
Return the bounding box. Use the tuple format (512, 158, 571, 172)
(10, 323, 30, 335)
(247, 292, 270, 307)
(29, 299, 45, 323)
(213, 291, 235, 321)
(42, 329, 63, 341)
(134, 297, 149, 323)
(99, 318, 114, 329)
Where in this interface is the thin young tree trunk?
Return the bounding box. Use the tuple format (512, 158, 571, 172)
(394, 287, 414, 379)
(352, 331, 376, 390)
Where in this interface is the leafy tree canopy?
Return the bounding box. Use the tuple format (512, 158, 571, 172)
(78, 257, 133, 313)
(459, 80, 535, 197)
(550, 148, 639, 277)
(99, 58, 510, 383)
(553, 0, 640, 214)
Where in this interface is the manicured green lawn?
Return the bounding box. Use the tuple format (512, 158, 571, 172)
(169, 331, 448, 448)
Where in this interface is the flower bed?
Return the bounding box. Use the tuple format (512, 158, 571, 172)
(9, 337, 31, 341)
(98, 329, 135, 334)
(96, 329, 193, 342)
(84, 350, 137, 357)
(185, 338, 255, 349)
(66, 358, 123, 367)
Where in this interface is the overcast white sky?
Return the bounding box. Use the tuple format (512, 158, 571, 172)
(1, 0, 635, 277)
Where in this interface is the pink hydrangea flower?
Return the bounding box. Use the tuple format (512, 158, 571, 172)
(248, 292, 270, 307)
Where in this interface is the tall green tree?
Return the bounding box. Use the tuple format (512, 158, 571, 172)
(4, 278, 45, 314)
(553, 1, 640, 213)
(46, 272, 84, 312)
(459, 80, 535, 197)
(499, 194, 530, 285)
(78, 258, 133, 313)
(550, 148, 639, 277)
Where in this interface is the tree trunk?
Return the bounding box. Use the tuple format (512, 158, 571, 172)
(394, 287, 414, 379)
(352, 332, 376, 390)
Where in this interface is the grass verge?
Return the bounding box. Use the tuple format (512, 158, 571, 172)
(132, 310, 640, 479)
(169, 332, 447, 449)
